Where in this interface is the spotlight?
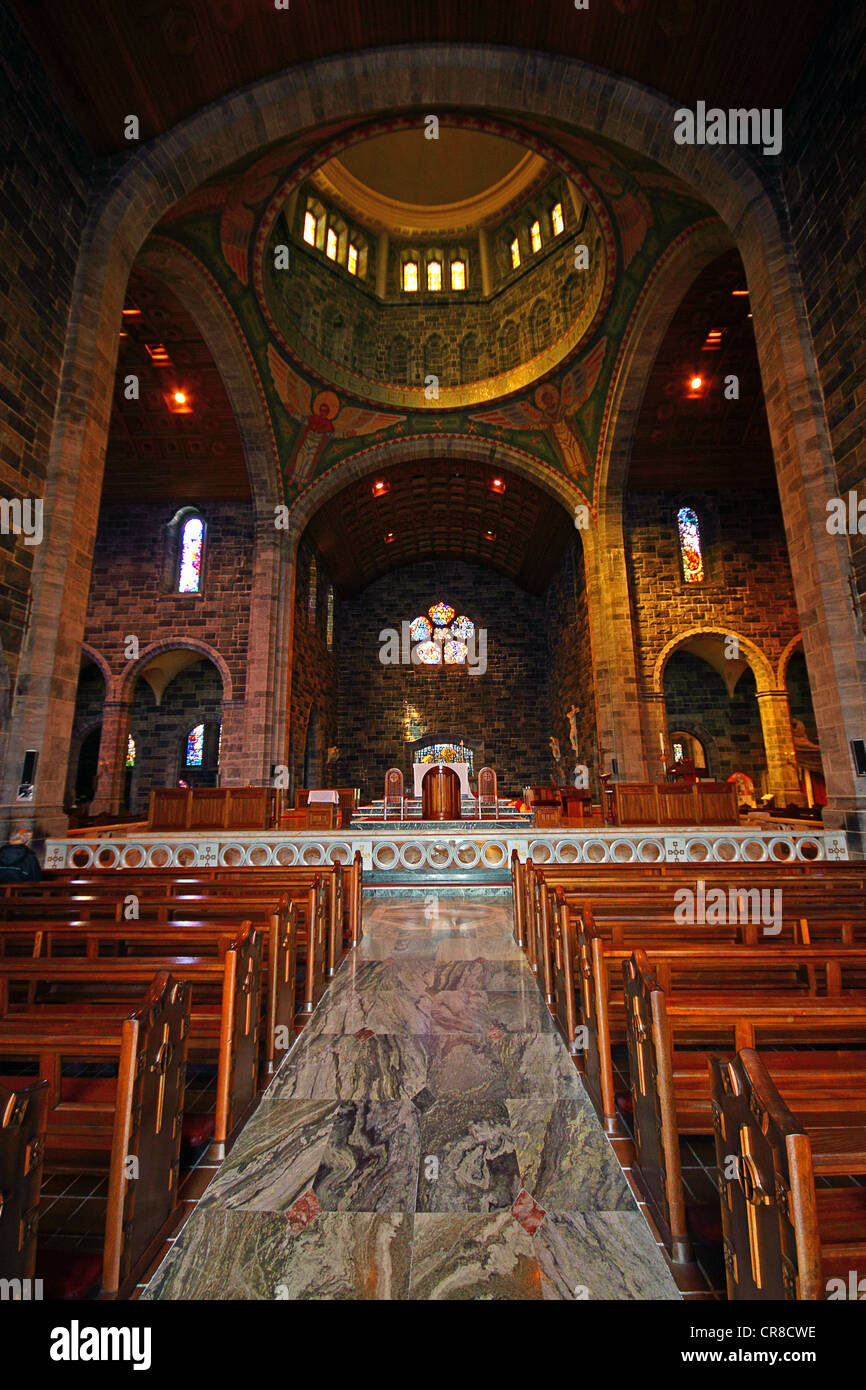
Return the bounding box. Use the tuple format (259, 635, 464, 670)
(383, 532, 395, 544)
(371, 480, 390, 497)
(690, 376, 703, 391)
(173, 390, 187, 405)
(489, 477, 506, 494)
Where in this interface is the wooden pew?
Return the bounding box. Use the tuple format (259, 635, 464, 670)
(711, 1048, 866, 1300)
(622, 949, 866, 1262)
(0, 923, 263, 1162)
(0, 1077, 47, 1285)
(0, 905, 296, 1079)
(0, 971, 188, 1298)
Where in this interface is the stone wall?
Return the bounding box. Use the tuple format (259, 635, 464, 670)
(84, 503, 254, 692)
(783, 0, 866, 624)
(0, 8, 91, 696)
(335, 559, 551, 802)
(624, 488, 802, 684)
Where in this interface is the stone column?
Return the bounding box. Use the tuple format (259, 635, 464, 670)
(581, 519, 649, 783)
(89, 700, 132, 817)
(755, 690, 805, 807)
(217, 699, 247, 786)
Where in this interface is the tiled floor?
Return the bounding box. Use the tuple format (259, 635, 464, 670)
(142, 897, 680, 1301)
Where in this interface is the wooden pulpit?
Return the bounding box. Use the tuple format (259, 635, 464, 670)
(421, 764, 461, 821)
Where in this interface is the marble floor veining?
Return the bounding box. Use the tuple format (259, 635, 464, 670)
(143, 897, 680, 1301)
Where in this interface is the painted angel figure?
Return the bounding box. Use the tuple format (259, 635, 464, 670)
(268, 344, 405, 484)
(475, 338, 606, 481)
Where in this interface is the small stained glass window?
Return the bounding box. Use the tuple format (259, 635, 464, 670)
(415, 640, 441, 665)
(178, 515, 204, 593)
(326, 227, 338, 261)
(510, 238, 521, 270)
(410, 616, 432, 642)
(403, 262, 419, 292)
(186, 723, 204, 767)
(451, 615, 474, 643)
(444, 641, 468, 665)
(677, 506, 704, 583)
(326, 586, 334, 648)
(126, 735, 136, 768)
(428, 602, 455, 628)
(451, 260, 466, 291)
(303, 211, 317, 246)
(308, 555, 318, 623)
(347, 244, 358, 275)
(530, 220, 542, 253)
(427, 260, 442, 292)
(551, 202, 564, 236)
(673, 742, 684, 763)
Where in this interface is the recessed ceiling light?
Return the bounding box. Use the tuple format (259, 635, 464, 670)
(689, 375, 703, 391)
(489, 477, 506, 494)
(484, 529, 497, 541)
(731, 289, 749, 296)
(371, 480, 390, 497)
(173, 390, 187, 405)
(383, 532, 395, 544)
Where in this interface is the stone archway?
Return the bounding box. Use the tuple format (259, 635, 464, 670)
(653, 628, 802, 805)
(5, 45, 862, 841)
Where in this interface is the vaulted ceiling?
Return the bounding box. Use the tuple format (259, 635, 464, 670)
(303, 459, 576, 595)
(13, 0, 834, 155)
(102, 270, 250, 504)
(627, 250, 778, 491)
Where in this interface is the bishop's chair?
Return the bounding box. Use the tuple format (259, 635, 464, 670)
(383, 767, 404, 821)
(477, 766, 498, 819)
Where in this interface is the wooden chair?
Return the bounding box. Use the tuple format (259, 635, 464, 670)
(477, 766, 498, 819)
(383, 767, 404, 821)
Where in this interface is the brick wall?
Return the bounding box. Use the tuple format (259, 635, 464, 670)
(125, 661, 224, 815)
(783, 0, 866, 621)
(334, 559, 550, 802)
(0, 8, 91, 694)
(625, 488, 802, 683)
(84, 503, 253, 691)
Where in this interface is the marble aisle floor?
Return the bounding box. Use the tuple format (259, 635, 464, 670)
(143, 897, 680, 1301)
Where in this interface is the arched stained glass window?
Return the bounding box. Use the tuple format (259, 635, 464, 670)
(178, 515, 204, 593)
(185, 723, 204, 767)
(308, 555, 318, 623)
(126, 735, 136, 768)
(326, 586, 334, 649)
(677, 506, 704, 584)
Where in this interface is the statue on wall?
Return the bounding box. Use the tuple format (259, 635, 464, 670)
(549, 735, 564, 782)
(565, 704, 580, 759)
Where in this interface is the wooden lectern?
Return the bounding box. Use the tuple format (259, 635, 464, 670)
(421, 764, 461, 821)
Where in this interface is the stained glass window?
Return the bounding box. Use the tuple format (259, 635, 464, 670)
(325, 227, 338, 261)
(551, 202, 564, 236)
(403, 262, 419, 292)
(410, 616, 432, 642)
(186, 723, 204, 767)
(530, 220, 542, 253)
(427, 260, 442, 292)
(126, 735, 136, 768)
(451, 260, 466, 291)
(677, 506, 704, 583)
(326, 586, 334, 648)
(178, 515, 204, 593)
(451, 615, 474, 643)
(510, 238, 520, 269)
(347, 244, 358, 275)
(414, 641, 441, 665)
(428, 602, 455, 627)
(673, 742, 684, 763)
(443, 641, 468, 665)
(303, 211, 317, 246)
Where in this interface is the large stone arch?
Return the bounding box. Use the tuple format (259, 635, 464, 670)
(4, 44, 862, 839)
(652, 627, 801, 805)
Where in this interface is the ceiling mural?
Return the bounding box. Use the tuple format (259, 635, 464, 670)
(149, 114, 722, 511)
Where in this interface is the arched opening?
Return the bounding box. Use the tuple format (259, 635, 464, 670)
(125, 648, 227, 813)
(303, 704, 323, 789)
(660, 635, 770, 796)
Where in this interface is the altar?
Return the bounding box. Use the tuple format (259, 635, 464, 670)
(413, 761, 473, 798)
